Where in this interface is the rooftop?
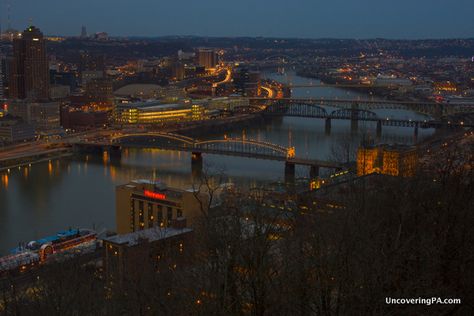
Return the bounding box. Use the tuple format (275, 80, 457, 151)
(103, 226, 193, 247)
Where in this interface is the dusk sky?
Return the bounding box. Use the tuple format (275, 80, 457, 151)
(1, 0, 473, 38)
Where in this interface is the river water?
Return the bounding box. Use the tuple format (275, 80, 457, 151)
(0, 71, 434, 254)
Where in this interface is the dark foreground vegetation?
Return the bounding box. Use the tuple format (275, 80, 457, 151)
(1, 143, 473, 316)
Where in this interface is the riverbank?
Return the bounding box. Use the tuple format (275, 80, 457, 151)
(171, 114, 266, 138)
(0, 149, 73, 172)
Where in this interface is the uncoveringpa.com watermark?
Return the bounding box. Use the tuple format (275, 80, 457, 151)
(386, 297, 461, 306)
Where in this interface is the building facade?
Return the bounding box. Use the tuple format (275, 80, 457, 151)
(9, 26, 50, 101)
(103, 224, 194, 286)
(7, 100, 61, 131)
(0, 116, 35, 143)
(114, 100, 204, 125)
(357, 144, 418, 177)
(196, 49, 218, 70)
(115, 180, 207, 234)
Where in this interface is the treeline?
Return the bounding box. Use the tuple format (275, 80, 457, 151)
(1, 144, 473, 316)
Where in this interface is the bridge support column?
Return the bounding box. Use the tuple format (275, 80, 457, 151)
(414, 123, 419, 139)
(376, 120, 382, 138)
(284, 161, 295, 185)
(325, 118, 331, 135)
(351, 119, 359, 133)
(310, 165, 320, 179)
(108, 145, 122, 160)
(351, 102, 359, 133)
(191, 152, 203, 179)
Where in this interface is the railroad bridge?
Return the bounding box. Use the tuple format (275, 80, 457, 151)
(251, 97, 474, 118)
(257, 100, 473, 137)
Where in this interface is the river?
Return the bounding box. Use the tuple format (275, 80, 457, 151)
(0, 71, 434, 254)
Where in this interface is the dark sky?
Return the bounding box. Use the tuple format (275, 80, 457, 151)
(1, 0, 473, 38)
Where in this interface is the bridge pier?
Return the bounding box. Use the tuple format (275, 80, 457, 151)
(310, 165, 320, 179)
(108, 145, 122, 161)
(414, 123, 419, 139)
(350, 102, 359, 133)
(191, 152, 203, 179)
(325, 118, 331, 135)
(284, 161, 295, 184)
(351, 119, 359, 133)
(376, 121, 382, 138)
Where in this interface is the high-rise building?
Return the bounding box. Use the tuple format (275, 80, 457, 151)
(196, 48, 218, 70)
(171, 60, 185, 80)
(233, 66, 261, 97)
(79, 52, 106, 86)
(85, 78, 114, 110)
(80, 25, 87, 38)
(9, 26, 50, 101)
(0, 54, 4, 99)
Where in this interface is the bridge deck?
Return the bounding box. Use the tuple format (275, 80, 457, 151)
(74, 142, 342, 169)
(289, 158, 342, 169)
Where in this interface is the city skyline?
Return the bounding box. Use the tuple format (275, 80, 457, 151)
(0, 0, 473, 39)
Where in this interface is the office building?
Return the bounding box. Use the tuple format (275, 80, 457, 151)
(357, 144, 418, 177)
(9, 26, 50, 101)
(382, 145, 418, 177)
(171, 61, 186, 81)
(80, 26, 88, 38)
(115, 180, 207, 234)
(85, 78, 114, 110)
(80, 52, 105, 85)
(357, 146, 381, 176)
(0, 116, 35, 143)
(60, 106, 109, 130)
(233, 66, 261, 97)
(114, 100, 204, 125)
(0, 54, 4, 99)
(7, 100, 60, 131)
(103, 224, 194, 285)
(196, 48, 218, 70)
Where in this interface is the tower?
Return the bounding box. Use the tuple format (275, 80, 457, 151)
(81, 25, 87, 38)
(9, 26, 50, 101)
(196, 49, 218, 70)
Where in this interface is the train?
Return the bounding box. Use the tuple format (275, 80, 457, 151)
(1, 229, 97, 275)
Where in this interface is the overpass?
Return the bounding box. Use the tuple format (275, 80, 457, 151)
(73, 132, 344, 182)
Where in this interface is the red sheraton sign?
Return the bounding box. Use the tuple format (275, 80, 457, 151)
(144, 190, 166, 200)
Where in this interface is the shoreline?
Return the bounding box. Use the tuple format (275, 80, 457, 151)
(0, 152, 74, 173)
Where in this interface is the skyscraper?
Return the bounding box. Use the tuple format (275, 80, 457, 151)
(196, 48, 218, 70)
(80, 25, 88, 38)
(9, 26, 50, 101)
(0, 54, 4, 99)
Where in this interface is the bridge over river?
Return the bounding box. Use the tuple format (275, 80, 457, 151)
(73, 132, 344, 182)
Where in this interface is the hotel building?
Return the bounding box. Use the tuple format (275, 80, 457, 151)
(115, 180, 207, 234)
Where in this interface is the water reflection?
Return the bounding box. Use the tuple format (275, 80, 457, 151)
(0, 71, 435, 254)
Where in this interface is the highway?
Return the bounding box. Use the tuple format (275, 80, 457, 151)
(212, 67, 232, 88)
(261, 85, 276, 98)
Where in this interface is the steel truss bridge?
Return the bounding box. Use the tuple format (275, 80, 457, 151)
(112, 133, 295, 162)
(74, 133, 343, 178)
(261, 101, 473, 128)
(249, 97, 474, 119)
